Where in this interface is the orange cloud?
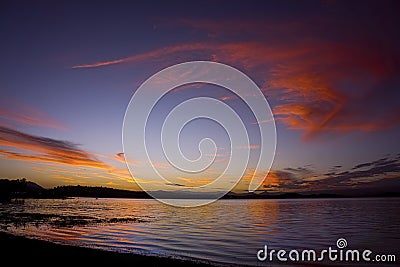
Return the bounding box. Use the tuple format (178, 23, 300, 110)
(114, 152, 126, 163)
(0, 149, 107, 169)
(234, 167, 310, 192)
(0, 126, 110, 169)
(52, 174, 83, 184)
(72, 17, 400, 139)
(174, 176, 215, 187)
(219, 95, 238, 102)
(31, 162, 141, 190)
(236, 145, 260, 150)
(260, 171, 299, 192)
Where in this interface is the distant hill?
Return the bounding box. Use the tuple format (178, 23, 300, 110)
(223, 191, 348, 199)
(224, 191, 400, 199)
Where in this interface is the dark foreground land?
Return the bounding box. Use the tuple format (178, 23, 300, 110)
(0, 232, 213, 267)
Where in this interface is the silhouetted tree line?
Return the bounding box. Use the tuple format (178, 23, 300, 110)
(0, 179, 149, 201)
(0, 178, 31, 201)
(47, 185, 149, 199)
(1, 179, 399, 202)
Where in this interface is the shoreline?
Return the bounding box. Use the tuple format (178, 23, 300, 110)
(0, 231, 215, 266)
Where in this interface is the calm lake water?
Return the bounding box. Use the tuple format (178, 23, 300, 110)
(1, 198, 399, 266)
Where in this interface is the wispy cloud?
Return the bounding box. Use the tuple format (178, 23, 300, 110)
(52, 174, 84, 184)
(0, 126, 110, 169)
(0, 99, 66, 130)
(71, 43, 216, 69)
(112, 152, 127, 164)
(236, 145, 260, 150)
(72, 15, 400, 140)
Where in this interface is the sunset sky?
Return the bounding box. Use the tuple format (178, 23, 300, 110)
(1, 0, 399, 194)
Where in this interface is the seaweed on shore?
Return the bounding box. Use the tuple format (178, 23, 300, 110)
(0, 211, 151, 229)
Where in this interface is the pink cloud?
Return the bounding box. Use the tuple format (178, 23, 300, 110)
(0, 98, 66, 130)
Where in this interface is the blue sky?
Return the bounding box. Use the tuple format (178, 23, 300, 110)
(1, 0, 399, 194)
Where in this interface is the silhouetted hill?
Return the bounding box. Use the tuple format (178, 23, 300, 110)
(26, 181, 45, 192)
(0, 178, 45, 201)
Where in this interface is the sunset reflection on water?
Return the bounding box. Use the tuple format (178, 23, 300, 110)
(1, 198, 399, 266)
